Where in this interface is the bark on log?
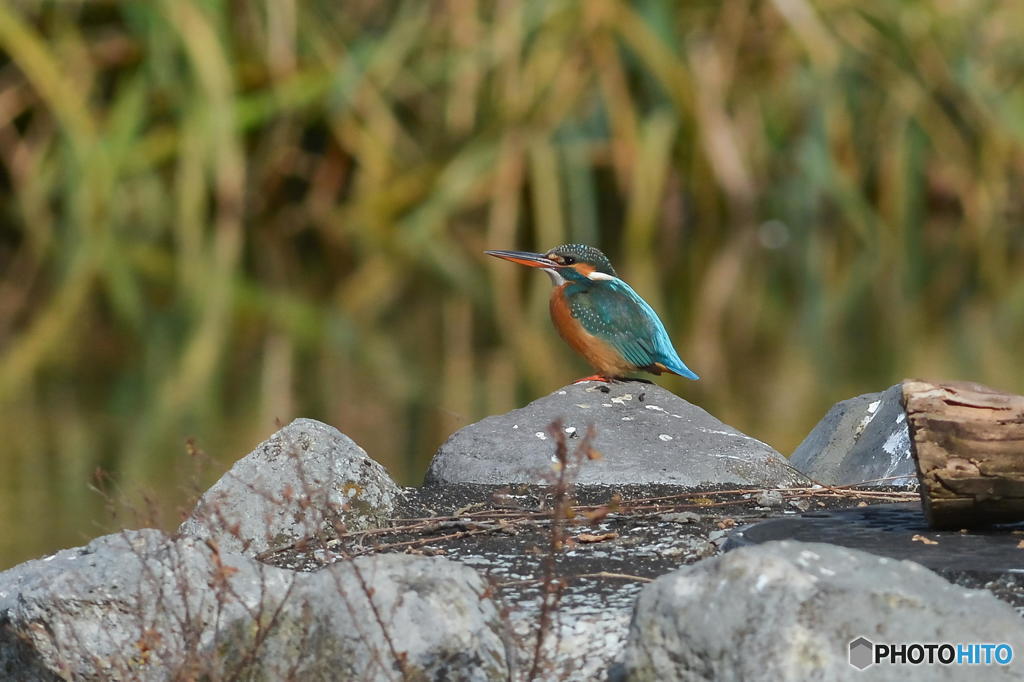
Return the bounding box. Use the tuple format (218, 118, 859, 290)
(902, 380, 1024, 529)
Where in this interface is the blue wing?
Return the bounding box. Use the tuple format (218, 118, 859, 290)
(566, 279, 699, 380)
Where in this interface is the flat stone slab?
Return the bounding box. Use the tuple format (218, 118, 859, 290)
(425, 382, 808, 487)
(263, 484, 862, 681)
(725, 503, 1024, 611)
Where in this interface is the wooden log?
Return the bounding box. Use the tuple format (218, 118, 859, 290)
(902, 380, 1024, 529)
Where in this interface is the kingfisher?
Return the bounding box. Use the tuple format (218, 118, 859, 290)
(485, 244, 699, 382)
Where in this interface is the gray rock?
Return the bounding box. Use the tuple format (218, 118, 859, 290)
(179, 418, 402, 555)
(233, 554, 510, 681)
(623, 540, 1024, 681)
(659, 511, 701, 524)
(0, 530, 284, 680)
(790, 384, 915, 487)
(754, 489, 783, 508)
(0, 530, 509, 681)
(426, 382, 807, 487)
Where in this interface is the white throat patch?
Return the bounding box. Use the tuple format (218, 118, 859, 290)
(543, 268, 566, 286)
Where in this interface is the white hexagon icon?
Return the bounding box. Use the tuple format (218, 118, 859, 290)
(849, 637, 874, 670)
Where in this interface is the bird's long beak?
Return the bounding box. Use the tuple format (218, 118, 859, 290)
(484, 249, 557, 268)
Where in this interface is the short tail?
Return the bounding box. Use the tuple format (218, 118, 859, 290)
(655, 359, 700, 381)
(669, 364, 700, 381)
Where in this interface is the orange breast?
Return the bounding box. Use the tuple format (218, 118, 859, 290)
(549, 285, 634, 377)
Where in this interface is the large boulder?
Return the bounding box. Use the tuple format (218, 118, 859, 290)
(179, 418, 402, 555)
(426, 382, 807, 487)
(0, 530, 509, 681)
(622, 540, 1024, 681)
(790, 384, 915, 487)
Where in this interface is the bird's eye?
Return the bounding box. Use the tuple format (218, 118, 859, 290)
(545, 252, 576, 266)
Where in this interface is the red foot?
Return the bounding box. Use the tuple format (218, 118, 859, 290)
(573, 374, 611, 384)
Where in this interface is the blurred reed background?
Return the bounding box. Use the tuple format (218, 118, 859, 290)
(1, 0, 1023, 567)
